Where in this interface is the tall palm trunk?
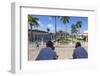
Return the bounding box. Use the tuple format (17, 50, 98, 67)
(78, 28, 80, 38)
(65, 24, 67, 40)
(60, 16, 69, 41)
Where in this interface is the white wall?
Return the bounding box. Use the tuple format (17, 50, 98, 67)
(0, 0, 100, 76)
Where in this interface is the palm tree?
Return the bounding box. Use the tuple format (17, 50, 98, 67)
(28, 15, 39, 42)
(58, 30, 65, 41)
(60, 16, 70, 40)
(76, 20, 82, 38)
(47, 28, 50, 33)
(58, 30, 63, 38)
(47, 28, 51, 40)
(71, 24, 77, 43)
(51, 16, 57, 42)
(71, 24, 77, 34)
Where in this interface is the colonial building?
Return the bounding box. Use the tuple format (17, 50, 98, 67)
(28, 29, 55, 42)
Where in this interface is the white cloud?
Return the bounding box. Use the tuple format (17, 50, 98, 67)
(49, 17, 52, 21)
(40, 24, 44, 27)
(38, 21, 44, 27)
(37, 21, 41, 24)
(47, 24, 53, 28)
(50, 27, 55, 33)
(46, 24, 55, 33)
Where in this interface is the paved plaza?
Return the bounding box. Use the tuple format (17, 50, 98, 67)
(28, 42, 88, 60)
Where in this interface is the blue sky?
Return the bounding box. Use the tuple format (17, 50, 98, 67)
(29, 15, 88, 34)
